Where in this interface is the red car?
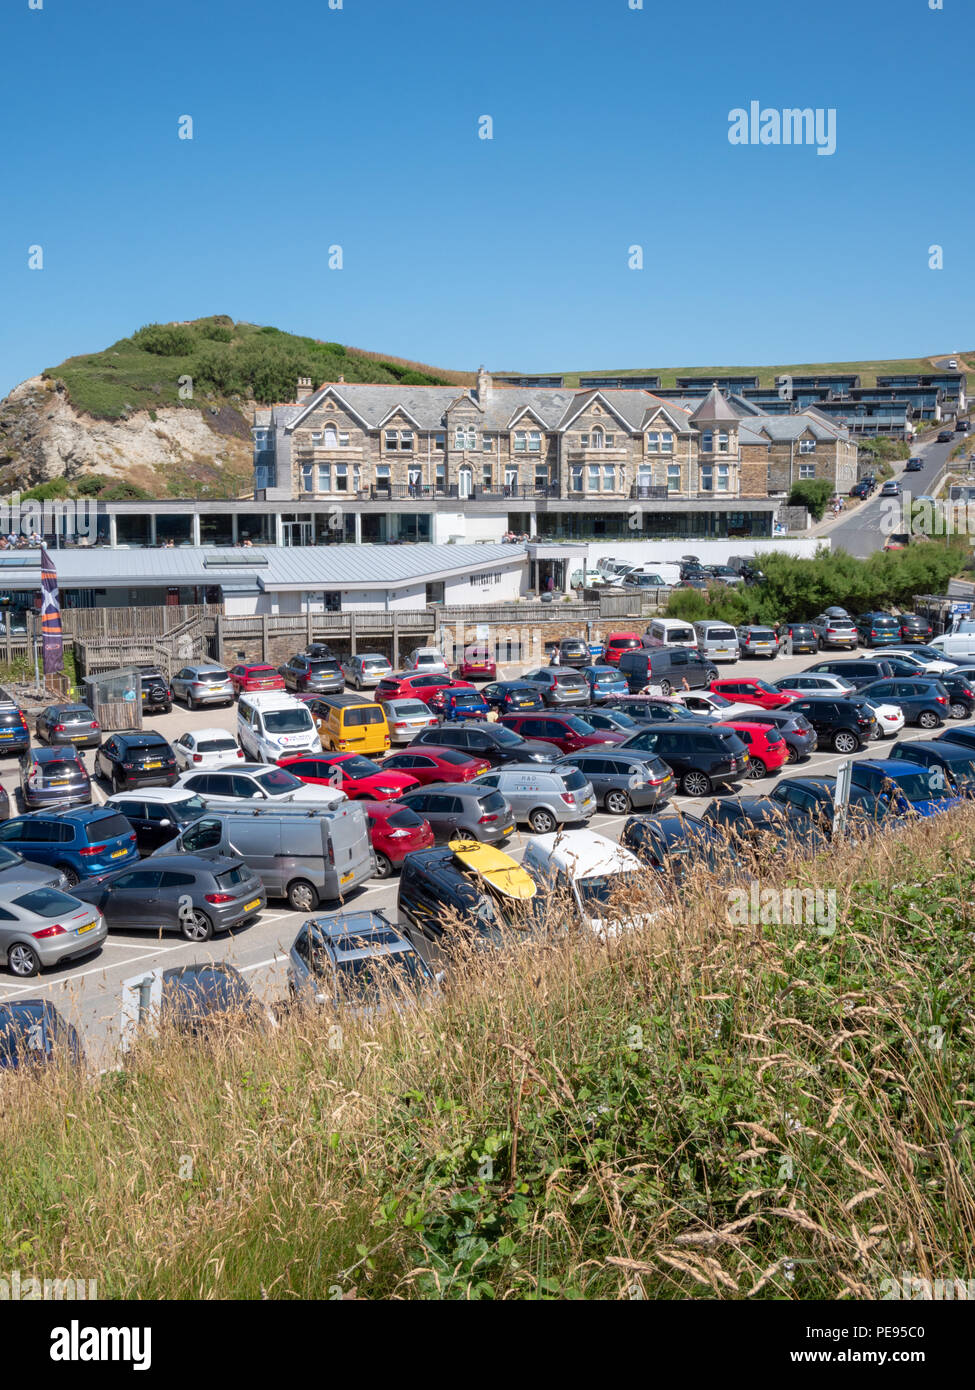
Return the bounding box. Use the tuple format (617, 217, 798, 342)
(457, 647, 497, 680)
(363, 800, 435, 878)
(380, 748, 492, 784)
(603, 632, 642, 666)
(424, 681, 479, 715)
(229, 663, 286, 695)
(277, 752, 418, 801)
(375, 672, 456, 702)
(498, 712, 627, 754)
(712, 721, 789, 778)
(709, 678, 795, 711)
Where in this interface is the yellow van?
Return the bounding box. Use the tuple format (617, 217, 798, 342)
(310, 693, 390, 755)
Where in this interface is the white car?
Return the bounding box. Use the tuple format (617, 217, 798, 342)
(775, 673, 856, 696)
(668, 692, 756, 720)
(176, 763, 346, 809)
(402, 647, 449, 675)
(883, 648, 959, 676)
(172, 727, 244, 771)
(862, 700, 905, 739)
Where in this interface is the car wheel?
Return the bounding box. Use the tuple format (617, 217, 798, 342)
(57, 864, 79, 888)
(833, 730, 858, 753)
(918, 710, 940, 729)
(604, 789, 631, 815)
(870, 723, 883, 741)
(186, 693, 196, 711)
(950, 702, 969, 720)
(180, 910, 213, 943)
(8, 942, 40, 977)
(529, 807, 557, 834)
(372, 851, 393, 880)
(658, 679, 673, 696)
(745, 758, 768, 779)
(786, 745, 799, 765)
(287, 879, 319, 913)
(681, 769, 711, 797)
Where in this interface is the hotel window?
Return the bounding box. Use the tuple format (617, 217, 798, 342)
(323, 425, 338, 448)
(637, 463, 653, 488)
(433, 432, 446, 451)
(535, 463, 549, 490)
(716, 465, 730, 492)
(401, 430, 414, 452)
(588, 465, 600, 491)
(436, 462, 446, 488)
(646, 432, 659, 452)
(605, 433, 615, 447)
(798, 438, 816, 453)
(335, 463, 349, 492)
(571, 465, 583, 493)
(317, 464, 331, 491)
(376, 464, 391, 487)
(590, 428, 604, 450)
(482, 433, 492, 452)
(602, 465, 615, 491)
(505, 466, 518, 490)
(667, 463, 681, 490)
(301, 464, 314, 493)
(701, 464, 713, 491)
(482, 464, 492, 487)
(353, 464, 361, 492)
(798, 463, 816, 479)
(454, 425, 476, 450)
(338, 431, 349, 448)
(311, 431, 323, 445)
(580, 433, 589, 447)
(702, 430, 713, 452)
(661, 432, 674, 453)
(514, 431, 527, 453)
(528, 430, 541, 452)
(718, 431, 729, 453)
(384, 430, 399, 451)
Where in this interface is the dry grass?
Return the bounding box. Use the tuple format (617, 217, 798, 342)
(1, 814, 973, 1299)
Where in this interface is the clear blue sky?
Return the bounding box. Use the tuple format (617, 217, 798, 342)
(1, 0, 971, 395)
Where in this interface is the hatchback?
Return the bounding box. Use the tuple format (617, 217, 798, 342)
(849, 759, 963, 818)
(857, 678, 949, 729)
(20, 747, 91, 810)
(378, 698, 438, 743)
(0, 1000, 84, 1068)
(382, 747, 492, 784)
(776, 622, 818, 654)
(229, 663, 286, 696)
(519, 668, 591, 706)
(712, 721, 788, 778)
(476, 761, 597, 832)
(397, 784, 515, 843)
(279, 654, 345, 695)
(289, 910, 434, 1008)
(171, 665, 235, 708)
(342, 654, 393, 689)
(737, 626, 780, 659)
(553, 638, 591, 669)
(278, 752, 419, 800)
(899, 614, 933, 644)
(0, 884, 107, 977)
(172, 728, 244, 771)
(709, 678, 794, 710)
(0, 807, 138, 885)
(888, 740, 975, 798)
(0, 701, 31, 756)
(855, 613, 902, 647)
(408, 722, 554, 766)
(456, 647, 497, 680)
(35, 704, 101, 749)
(403, 648, 449, 676)
(905, 457, 925, 473)
(603, 633, 643, 666)
(73, 854, 267, 942)
(429, 688, 488, 720)
(376, 672, 454, 703)
(96, 732, 179, 790)
(701, 795, 825, 855)
(880, 480, 901, 497)
(810, 614, 858, 649)
(363, 802, 435, 879)
(480, 682, 546, 714)
(499, 711, 626, 754)
(937, 673, 975, 720)
(558, 749, 673, 815)
(582, 665, 629, 701)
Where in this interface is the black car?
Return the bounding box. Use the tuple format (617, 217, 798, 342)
(700, 795, 827, 855)
(138, 666, 173, 714)
(553, 638, 590, 668)
(95, 732, 179, 791)
(19, 746, 91, 810)
(769, 775, 894, 837)
(617, 646, 716, 694)
(397, 846, 543, 962)
(857, 678, 949, 729)
(936, 673, 975, 719)
(619, 725, 749, 798)
(850, 479, 872, 499)
(157, 963, 266, 1036)
(620, 813, 733, 884)
(480, 681, 546, 713)
(887, 740, 975, 797)
(806, 658, 896, 689)
(559, 705, 645, 736)
(937, 430, 953, 443)
(777, 622, 818, 655)
(0, 699, 31, 756)
(904, 457, 925, 473)
(781, 697, 876, 753)
(935, 727, 975, 755)
(899, 614, 933, 644)
(408, 722, 553, 766)
(0, 999, 84, 1070)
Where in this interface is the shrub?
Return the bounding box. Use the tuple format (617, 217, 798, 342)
(131, 324, 196, 357)
(788, 478, 834, 521)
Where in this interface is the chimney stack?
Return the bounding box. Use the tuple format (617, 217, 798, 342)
(476, 364, 492, 404)
(296, 376, 313, 402)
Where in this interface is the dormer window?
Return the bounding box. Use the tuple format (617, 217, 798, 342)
(323, 425, 338, 448)
(661, 432, 674, 452)
(647, 431, 660, 453)
(798, 438, 816, 453)
(590, 427, 604, 450)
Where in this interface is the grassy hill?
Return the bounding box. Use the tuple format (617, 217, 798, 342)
(42, 316, 472, 421)
(546, 355, 974, 390)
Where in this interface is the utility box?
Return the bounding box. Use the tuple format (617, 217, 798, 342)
(81, 666, 142, 732)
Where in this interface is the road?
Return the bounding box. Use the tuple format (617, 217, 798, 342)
(827, 427, 962, 558)
(3, 651, 974, 1066)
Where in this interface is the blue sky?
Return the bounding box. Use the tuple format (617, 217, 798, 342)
(1, 0, 971, 395)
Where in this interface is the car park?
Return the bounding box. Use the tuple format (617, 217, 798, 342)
(888, 740, 975, 797)
(499, 711, 626, 753)
(0, 698, 31, 757)
(0, 885, 107, 977)
(177, 762, 346, 809)
(104, 788, 209, 854)
(582, 665, 629, 701)
(279, 653, 345, 695)
(402, 647, 449, 676)
(289, 911, 434, 1009)
(521, 829, 651, 936)
(0, 1000, 84, 1069)
(855, 612, 902, 648)
(95, 731, 178, 791)
(167, 802, 374, 909)
(618, 646, 716, 695)
(408, 722, 552, 766)
(810, 612, 858, 649)
(857, 678, 949, 728)
(397, 784, 514, 844)
(456, 647, 497, 681)
(278, 752, 419, 800)
(378, 697, 438, 743)
(779, 696, 876, 753)
(619, 724, 749, 797)
(737, 625, 780, 659)
(480, 682, 545, 714)
(35, 703, 101, 749)
(709, 678, 793, 710)
(558, 749, 673, 815)
(19, 747, 91, 810)
(137, 666, 174, 714)
(341, 654, 393, 690)
(172, 727, 244, 771)
(228, 663, 286, 696)
(692, 622, 740, 664)
(397, 844, 541, 959)
(712, 721, 788, 778)
(475, 761, 597, 832)
(363, 802, 435, 879)
(73, 854, 266, 942)
(382, 747, 492, 784)
(0, 807, 138, 886)
(519, 668, 591, 706)
(171, 665, 235, 709)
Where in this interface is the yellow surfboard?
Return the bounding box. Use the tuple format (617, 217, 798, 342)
(448, 839, 537, 901)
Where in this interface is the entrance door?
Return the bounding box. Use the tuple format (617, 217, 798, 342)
(459, 466, 473, 499)
(282, 520, 312, 546)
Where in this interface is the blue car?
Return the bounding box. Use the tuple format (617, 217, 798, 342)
(0, 999, 84, 1069)
(582, 665, 628, 701)
(850, 759, 963, 818)
(440, 692, 491, 722)
(0, 806, 138, 886)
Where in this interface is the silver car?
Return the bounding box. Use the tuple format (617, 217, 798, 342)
(342, 654, 393, 690)
(558, 750, 675, 814)
(520, 668, 591, 706)
(474, 761, 596, 834)
(171, 665, 235, 709)
(288, 909, 434, 1009)
(737, 626, 780, 659)
(0, 884, 107, 977)
(379, 698, 438, 743)
(397, 783, 515, 843)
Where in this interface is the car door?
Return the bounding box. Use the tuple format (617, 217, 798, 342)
(141, 801, 182, 851)
(100, 868, 164, 929)
(111, 797, 148, 850)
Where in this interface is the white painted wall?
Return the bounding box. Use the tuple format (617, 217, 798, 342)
(443, 564, 523, 605)
(581, 538, 827, 569)
(432, 512, 507, 544)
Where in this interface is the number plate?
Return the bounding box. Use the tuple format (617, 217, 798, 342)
(76, 921, 97, 934)
(242, 898, 261, 913)
(340, 871, 353, 885)
(502, 825, 514, 836)
(110, 848, 128, 858)
(144, 761, 162, 769)
(70, 734, 87, 741)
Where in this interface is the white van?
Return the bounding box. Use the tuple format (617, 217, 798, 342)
(645, 618, 698, 650)
(237, 692, 322, 764)
(693, 621, 740, 664)
(928, 633, 975, 661)
(640, 561, 680, 587)
(522, 828, 654, 936)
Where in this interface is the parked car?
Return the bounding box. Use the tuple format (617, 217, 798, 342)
(397, 784, 514, 844)
(888, 644, 962, 671)
(774, 622, 818, 655)
(899, 614, 934, 644)
(378, 697, 439, 743)
(397, 845, 541, 958)
(0, 844, 64, 892)
(104, 788, 209, 854)
(341, 654, 393, 690)
(769, 776, 895, 838)
(172, 728, 244, 771)
(0, 999, 84, 1068)
(228, 663, 286, 696)
(780, 696, 877, 753)
(810, 612, 858, 650)
(569, 706, 648, 736)
(288, 910, 434, 1009)
(519, 668, 591, 706)
(693, 622, 740, 664)
(850, 479, 872, 500)
(582, 665, 629, 701)
(499, 711, 626, 754)
(428, 688, 489, 721)
(137, 666, 174, 714)
(73, 854, 266, 942)
(601, 695, 708, 723)
(669, 691, 755, 720)
(709, 678, 794, 710)
(888, 740, 975, 798)
(726, 708, 818, 764)
(712, 721, 788, 779)
(521, 829, 651, 937)
(880, 480, 901, 497)
(737, 625, 780, 659)
(935, 727, 975, 756)
(176, 763, 346, 809)
(558, 749, 674, 815)
(619, 724, 749, 797)
(363, 801, 435, 879)
(408, 722, 553, 766)
(402, 647, 449, 676)
(238, 692, 323, 764)
(848, 759, 963, 818)
(375, 672, 453, 703)
(35, 703, 100, 749)
(0, 698, 31, 756)
(381, 747, 492, 784)
(701, 795, 825, 854)
(0, 807, 138, 886)
(861, 699, 906, 739)
(456, 646, 497, 681)
(805, 658, 897, 689)
(857, 678, 950, 728)
(278, 752, 419, 801)
(280, 653, 345, 695)
(19, 746, 91, 810)
(551, 637, 591, 669)
(171, 665, 235, 709)
(95, 731, 178, 791)
(603, 632, 643, 666)
(774, 673, 856, 697)
(156, 963, 268, 1036)
(475, 761, 597, 832)
(855, 612, 902, 647)
(480, 681, 546, 714)
(619, 646, 716, 695)
(620, 813, 733, 884)
(0, 884, 107, 978)
(937, 672, 975, 719)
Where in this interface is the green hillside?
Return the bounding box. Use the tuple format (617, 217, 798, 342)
(553, 354, 974, 390)
(42, 316, 471, 421)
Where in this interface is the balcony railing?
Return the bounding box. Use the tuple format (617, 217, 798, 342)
(368, 483, 559, 501)
(629, 484, 670, 500)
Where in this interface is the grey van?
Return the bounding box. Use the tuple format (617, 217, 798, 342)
(158, 803, 375, 912)
(618, 646, 717, 695)
(693, 622, 740, 664)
